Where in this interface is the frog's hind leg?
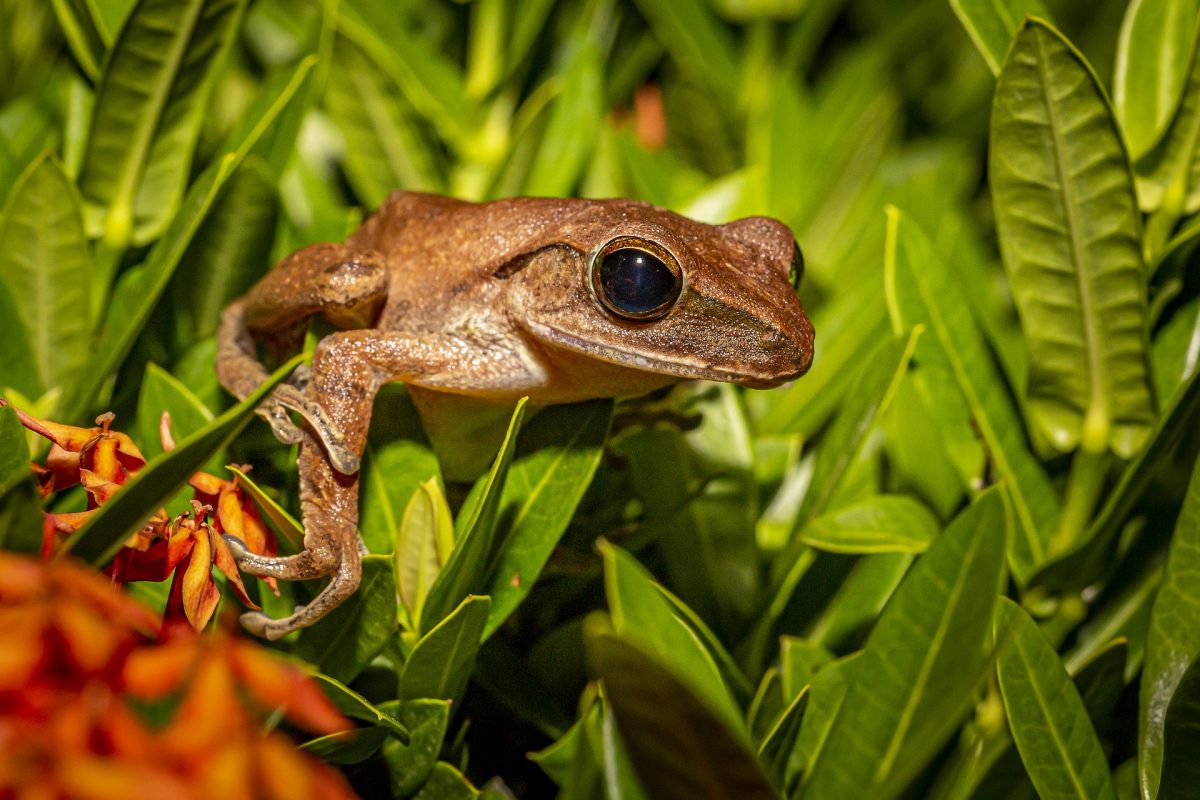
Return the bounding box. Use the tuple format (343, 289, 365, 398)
(215, 243, 389, 475)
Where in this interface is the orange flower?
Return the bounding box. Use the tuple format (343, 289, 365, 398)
(0, 554, 356, 800)
(190, 467, 279, 595)
(163, 502, 259, 632)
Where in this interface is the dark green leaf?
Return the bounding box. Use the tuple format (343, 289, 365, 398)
(0, 404, 42, 554)
(803, 490, 1009, 800)
(0, 276, 39, 399)
(991, 17, 1155, 459)
(629, 0, 738, 103)
(995, 598, 1118, 800)
(294, 555, 397, 683)
(300, 727, 389, 765)
(1159, 657, 1200, 799)
(314, 672, 409, 738)
(59, 354, 303, 565)
(399, 594, 489, 703)
(135, 362, 213, 461)
(807, 553, 914, 651)
(49, 0, 110, 81)
(949, 0, 1051, 74)
(380, 699, 451, 797)
(413, 762, 479, 799)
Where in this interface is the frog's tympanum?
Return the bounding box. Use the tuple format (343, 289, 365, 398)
(216, 191, 814, 638)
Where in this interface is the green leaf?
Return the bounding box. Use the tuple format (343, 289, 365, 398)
(991, 17, 1156, 459)
(325, 37, 443, 204)
(1159, 657, 1200, 799)
(295, 555, 397, 683)
(413, 762, 479, 799)
(587, 626, 777, 800)
(421, 399, 525, 633)
(885, 206, 1058, 582)
(600, 540, 743, 732)
(300, 727, 389, 765)
(49, 0, 110, 81)
(656, 583, 754, 702)
(995, 598, 1118, 800)
(807, 553, 915, 651)
(483, 399, 612, 638)
(79, 0, 246, 247)
(226, 465, 303, 553)
(0, 273, 40, 399)
(0, 154, 92, 396)
(134, 362, 213, 461)
(313, 673, 409, 738)
(1114, 0, 1198, 159)
(629, 0, 739, 104)
(803, 489, 1009, 800)
(800, 494, 939, 554)
(1139, 448, 1200, 800)
(62, 57, 313, 422)
(1135, 21, 1200, 215)
(948, 0, 1051, 74)
(399, 594, 489, 703)
(790, 652, 858, 782)
(58, 354, 303, 565)
(758, 686, 808, 794)
(380, 699, 451, 797)
(0, 403, 42, 554)
(396, 478, 455, 624)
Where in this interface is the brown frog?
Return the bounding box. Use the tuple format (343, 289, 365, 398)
(216, 191, 814, 639)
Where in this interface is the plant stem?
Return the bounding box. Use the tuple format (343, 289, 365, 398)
(1049, 444, 1109, 556)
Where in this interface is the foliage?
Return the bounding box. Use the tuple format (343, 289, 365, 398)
(0, 0, 1199, 797)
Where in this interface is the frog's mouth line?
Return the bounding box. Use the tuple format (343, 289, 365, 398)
(529, 322, 804, 388)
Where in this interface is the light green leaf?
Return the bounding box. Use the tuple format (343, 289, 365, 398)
(885, 206, 1058, 582)
(600, 541, 743, 731)
(79, 0, 246, 247)
(483, 399, 612, 638)
(134, 362, 213, 461)
(790, 652, 859, 782)
(1114, 0, 1198, 159)
(295, 555, 398, 684)
(1139, 448, 1200, 800)
(0, 154, 92, 396)
(0, 267, 40, 399)
(801, 494, 938, 554)
(803, 490, 1009, 800)
(587, 626, 777, 800)
(949, 0, 1051, 74)
(396, 478, 455, 625)
(62, 57, 313, 422)
(58, 354, 303, 565)
(421, 399, 525, 633)
(325, 37, 443, 204)
(991, 17, 1155, 459)
(1135, 21, 1200, 215)
(49, 0, 110, 81)
(399, 595, 489, 703)
(995, 598, 1118, 800)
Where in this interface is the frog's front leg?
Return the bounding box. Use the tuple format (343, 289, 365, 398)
(216, 243, 387, 475)
(233, 329, 535, 639)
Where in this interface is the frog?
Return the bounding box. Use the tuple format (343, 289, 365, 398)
(215, 191, 814, 639)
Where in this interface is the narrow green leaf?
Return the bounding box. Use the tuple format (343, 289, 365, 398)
(421, 399, 525, 633)
(628, 0, 739, 103)
(991, 17, 1156, 458)
(995, 598, 1118, 800)
(135, 362, 213, 461)
(807, 553, 915, 651)
(1114, 0, 1198, 159)
(63, 57, 314, 422)
(59, 354, 303, 565)
(790, 652, 859, 784)
(0, 403, 42, 554)
(413, 762, 479, 799)
(1139, 448, 1200, 800)
(325, 37, 443, 204)
(49, 0, 110, 81)
(1158, 657, 1200, 799)
(314, 673, 409, 738)
(600, 540, 743, 731)
(0, 274, 40, 399)
(300, 727, 389, 765)
(1135, 21, 1200, 214)
(948, 0, 1051, 74)
(295, 555, 398, 684)
(396, 478, 455, 624)
(226, 465, 303, 553)
(483, 399, 612, 638)
(655, 584, 754, 702)
(801, 495, 938, 554)
(399, 595, 489, 703)
(886, 206, 1058, 581)
(803, 490, 1009, 800)
(0, 154, 92, 396)
(380, 699, 451, 797)
(79, 0, 246, 246)
(758, 687, 808, 794)
(587, 626, 777, 800)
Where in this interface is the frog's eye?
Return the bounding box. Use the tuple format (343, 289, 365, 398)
(590, 237, 683, 321)
(788, 240, 804, 293)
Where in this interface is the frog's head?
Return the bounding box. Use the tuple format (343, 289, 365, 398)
(502, 199, 814, 390)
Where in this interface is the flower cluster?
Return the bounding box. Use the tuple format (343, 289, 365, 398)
(3, 400, 279, 632)
(0, 553, 355, 799)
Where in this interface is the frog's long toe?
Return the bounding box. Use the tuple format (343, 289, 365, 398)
(222, 534, 248, 559)
(239, 611, 286, 640)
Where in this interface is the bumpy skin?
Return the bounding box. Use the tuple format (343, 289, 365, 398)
(216, 191, 814, 639)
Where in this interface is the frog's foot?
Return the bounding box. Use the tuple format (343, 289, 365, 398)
(257, 383, 360, 475)
(236, 561, 362, 640)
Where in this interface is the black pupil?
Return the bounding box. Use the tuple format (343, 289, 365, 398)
(598, 248, 680, 315)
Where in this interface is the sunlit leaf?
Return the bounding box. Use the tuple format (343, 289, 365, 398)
(395, 478, 454, 625)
